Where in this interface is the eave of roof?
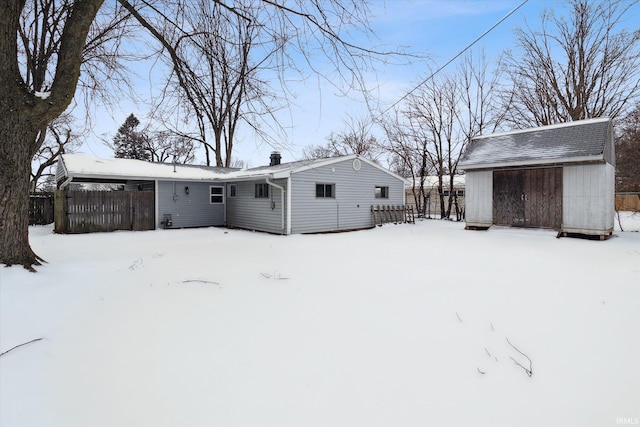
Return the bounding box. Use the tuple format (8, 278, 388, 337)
(59, 154, 235, 182)
(460, 155, 606, 171)
(59, 153, 410, 184)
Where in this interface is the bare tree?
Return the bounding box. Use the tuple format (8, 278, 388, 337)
(501, 0, 640, 127)
(128, 0, 397, 167)
(381, 52, 502, 219)
(2, 1, 103, 270)
(404, 75, 459, 219)
(451, 51, 504, 218)
(381, 110, 433, 217)
(301, 144, 339, 160)
(616, 104, 640, 192)
(2, 0, 404, 270)
(2, 0, 133, 269)
(142, 0, 281, 167)
(146, 131, 196, 164)
(19, 1, 134, 186)
(30, 113, 81, 191)
(302, 114, 381, 160)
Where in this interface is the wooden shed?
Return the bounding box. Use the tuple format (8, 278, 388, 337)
(458, 118, 615, 238)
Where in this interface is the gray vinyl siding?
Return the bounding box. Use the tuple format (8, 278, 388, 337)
(225, 179, 288, 234)
(290, 158, 404, 234)
(465, 171, 493, 227)
(157, 180, 225, 229)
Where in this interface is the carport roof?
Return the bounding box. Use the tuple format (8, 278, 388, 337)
(458, 117, 613, 170)
(57, 154, 237, 183)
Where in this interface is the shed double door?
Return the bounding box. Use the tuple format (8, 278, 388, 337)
(493, 168, 562, 229)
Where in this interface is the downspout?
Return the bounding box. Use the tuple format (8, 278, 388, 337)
(286, 176, 292, 235)
(154, 180, 159, 229)
(58, 159, 72, 189)
(265, 176, 286, 235)
(223, 183, 227, 226)
(59, 176, 72, 189)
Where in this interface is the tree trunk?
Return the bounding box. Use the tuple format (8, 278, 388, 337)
(0, 119, 44, 270)
(0, 0, 103, 270)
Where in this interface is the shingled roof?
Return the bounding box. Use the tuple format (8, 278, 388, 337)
(458, 117, 614, 170)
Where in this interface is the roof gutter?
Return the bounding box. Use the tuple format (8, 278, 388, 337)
(459, 155, 606, 171)
(265, 176, 286, 235)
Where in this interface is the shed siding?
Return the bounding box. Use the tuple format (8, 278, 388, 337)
(465, 170, 493, 226)
(562, 163, 615, 234)
(157, 181, 225, 228)
(225, 179, 288, 234)
(290, 159, 404, 234)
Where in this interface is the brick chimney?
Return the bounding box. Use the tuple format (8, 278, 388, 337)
(270, 151, 281, 166)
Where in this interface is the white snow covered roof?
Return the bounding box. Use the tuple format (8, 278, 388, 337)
(458, 117, 614, 170)
(57, 153, 408, 185)
(57, 154, 235, 183)
(409, 175, 465, 188)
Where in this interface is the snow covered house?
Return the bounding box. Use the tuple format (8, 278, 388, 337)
(55, 153, 407, 234)
(458, 117, 615, 238)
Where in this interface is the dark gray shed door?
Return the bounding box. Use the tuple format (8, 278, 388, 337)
(493, 168, 562, 229)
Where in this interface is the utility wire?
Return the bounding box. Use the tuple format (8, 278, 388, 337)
(380, 0, 529, 116)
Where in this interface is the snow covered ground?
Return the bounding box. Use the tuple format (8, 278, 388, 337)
(1, 216, 639, 427)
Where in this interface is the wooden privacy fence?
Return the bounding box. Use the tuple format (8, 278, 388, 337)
(615, 193, 640, 212)
(29, 193, 54, 225)
(371, 205, 415, 226)
(55, 190, 155, 233)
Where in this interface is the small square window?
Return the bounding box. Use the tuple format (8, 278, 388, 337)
(255, 183, 269, 198)
(375, 186, 389, 199)
(229, 184, 237, 198)
(316, 183, 334, 198)
(210, 186, 224, 204)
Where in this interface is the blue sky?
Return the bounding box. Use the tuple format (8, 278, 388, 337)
(76, 0, 638, 167)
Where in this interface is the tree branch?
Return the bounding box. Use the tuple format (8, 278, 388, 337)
(506, 337, 533, 377)
(0, 338, 43, 357)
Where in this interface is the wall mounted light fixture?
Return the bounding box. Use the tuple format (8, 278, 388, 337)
(184, 186, 190, 195)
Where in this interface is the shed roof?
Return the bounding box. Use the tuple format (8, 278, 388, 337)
(458, 117, 613, 170)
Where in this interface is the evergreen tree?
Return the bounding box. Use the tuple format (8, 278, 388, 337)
(113, 114, 150, 160)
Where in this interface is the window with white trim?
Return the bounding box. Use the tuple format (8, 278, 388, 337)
(255, 183, 269, 198)
(374, 186, 389, 199)
(316, 183, 334, 198)
(210, 186, 224, 204)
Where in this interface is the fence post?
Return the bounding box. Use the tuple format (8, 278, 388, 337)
(129, 192, 134, 230)
(54, 190, 66, 233)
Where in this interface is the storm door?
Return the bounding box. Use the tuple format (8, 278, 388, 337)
(493, 168, 562, 229)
